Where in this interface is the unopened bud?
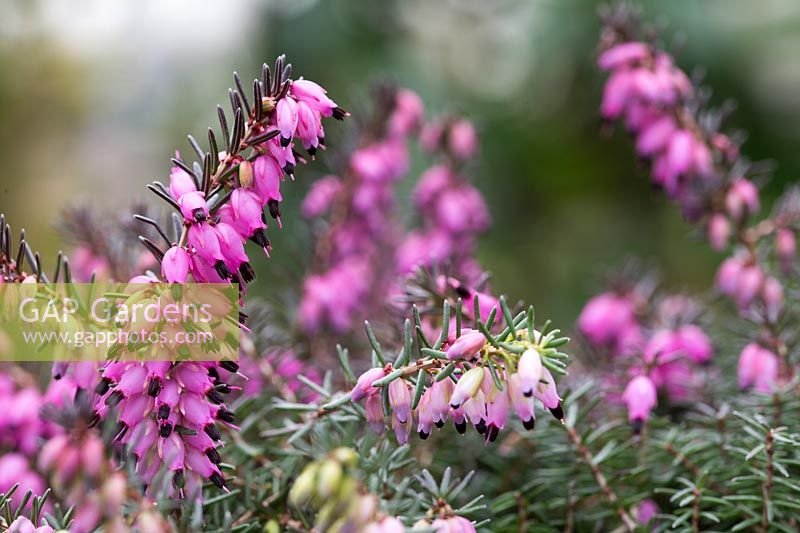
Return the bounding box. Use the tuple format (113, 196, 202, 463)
(288, 464, 318, 507)
(238, 160, 254, 189)
(316, 459, 343, 499)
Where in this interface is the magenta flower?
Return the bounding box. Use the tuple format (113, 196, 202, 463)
(707, 213, 730, 251)
(445, 329, 486, 361)
(169, 165, 198, 199)
(162, 245, 191, 283)
(577, 292, 637, 350)
(350, 368, 387, 402)
(290, 79, 340, 117)
(178, 191, 209, 222)
(725, 179, 760, 221)
(448, 118, 478, 160)
(301, 175, 341, 218)
(738, 343, 779, 393)
(275, 96, 299, 145)
(507, 373, 535, 431)
(622, 375, 657, 431)
(517, 348, 543, 396)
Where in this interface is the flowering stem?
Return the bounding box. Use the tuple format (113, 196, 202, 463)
(562, 421, 636, 532)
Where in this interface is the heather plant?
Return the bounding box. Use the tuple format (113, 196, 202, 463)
(0, 4, 799, 533)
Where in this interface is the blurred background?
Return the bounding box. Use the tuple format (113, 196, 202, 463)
(2, 0, 800, 326)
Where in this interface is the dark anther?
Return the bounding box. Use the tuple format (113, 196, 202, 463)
(475, 419, 487, 434)
(418, 430, 429, 440)
(239, 262, 255, 283)
(632, 418, 644, 436)
(206, 389, 224, 405)
(217, 409, 235, 423)
(205, 424, 221, 441)
(280, 135, 292, 147)
(455, 420, 467, 434)
(209, 472, 228, 490)
(332, 107, 347, 120)
(523, 418, 535, 431)
(267, 199, 281, 220)
(249, 229, 270, 249)
(158, 405, 171, 420)
(148, 378, 162, 397)
(104, 390, 124, 407)
(220, 361, 239, 373)
(159, 422, 173, 438)
(114, 422, 128, 441)
(549, 404, 564, 421)
(172, 469, 185, 489)
(206, 447, 221, 465)
(95, 378, 112, 396)
(434, 419, 444, 429)
(214, 260, 232, 279)
(486, 426, 500, 443)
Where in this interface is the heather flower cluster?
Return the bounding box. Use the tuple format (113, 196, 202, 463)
(299, 87, 422, 334)
(578, 283, 713, 431)
(149, 59, 346, 287)
(82, 58, 348, 504)
(397, 116, 489, 281)
(597, 9, 799, 408)
(350, 301, 567, 444)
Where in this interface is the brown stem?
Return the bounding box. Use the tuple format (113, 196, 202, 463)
(563, 422, 637, 532)
(691, 487, 701, 533)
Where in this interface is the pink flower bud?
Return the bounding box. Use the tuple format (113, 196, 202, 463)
(777, 228, 796, 273)
(636, 115, 676, 157)
(485, 387, 510, 442)
(253, 155, 283, 204)
(162, 246, 191, 283)
(169, 165, 197, 199)
(622, 375, 657, 428)
(736, 264, 764, 310)
(296, 100, 321, 152)
(445, 329, 486, 361)
(762, 277, 783, 323)
(707, 214, 730, 251)
(388, 378, 412, 424)
(715, 257, 743, 296)
(597, 42, 650, 70)
(517, 348, 542, 396)
(429, 378, 454, 426)
(507, 373, 535, 430)
(391, 414, 411, 445)
(178, 191, 209, 222)
(365, 394, 384, 434)
(532, 368, 562, 419)
(389, 88, 424, 137)
(275, 96, 299, 144)
(666, 130, 694, 177)
(448, 119, 477, 160)
(725, 179, 760, 221)
(450, 367, 485, 409)
(738, 343, 778, 392)
(301, 175, 341, 218)
(290, 79, 338, 116)
(635, 499, 659, 526)
(350, 368, 386, 402)
(676, 324, 713, 364)
(416, 388, 434, 439)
